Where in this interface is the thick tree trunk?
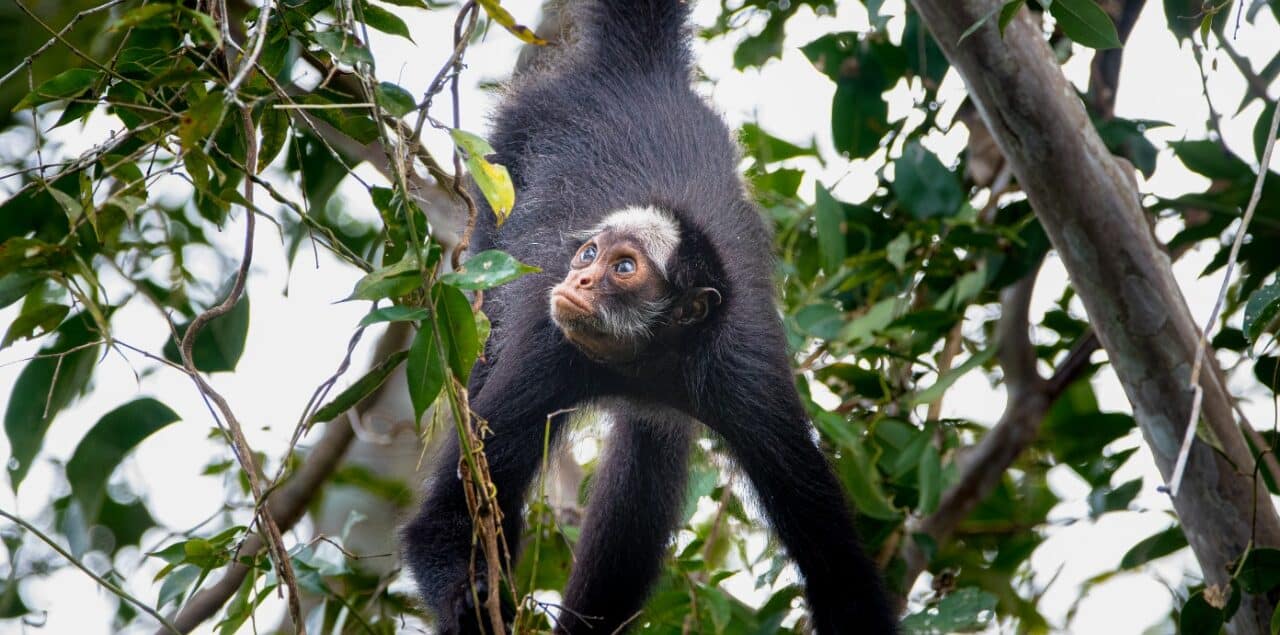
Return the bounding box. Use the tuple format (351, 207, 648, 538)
(909, 1, 1280, 631)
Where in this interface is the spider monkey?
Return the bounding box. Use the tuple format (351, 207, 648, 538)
(403, 1, 897, 633)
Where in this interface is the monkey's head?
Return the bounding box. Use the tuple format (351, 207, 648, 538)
(549, 206, 721, 365)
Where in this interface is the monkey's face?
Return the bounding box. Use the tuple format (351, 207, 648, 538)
(549, 230, 673, 363)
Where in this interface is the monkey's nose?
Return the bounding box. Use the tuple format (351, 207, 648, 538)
(576, 273, 594, 288)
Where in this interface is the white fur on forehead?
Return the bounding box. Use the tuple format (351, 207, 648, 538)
(589, 206, 680, 273)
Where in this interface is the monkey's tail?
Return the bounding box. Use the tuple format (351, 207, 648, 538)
(581, 0, 693, 74)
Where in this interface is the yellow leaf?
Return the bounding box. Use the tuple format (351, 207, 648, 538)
(476, 0, 547, 45)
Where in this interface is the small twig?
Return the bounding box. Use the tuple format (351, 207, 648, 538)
(225, 0, 274, 99)
(0, 0, 129, 89)
(0, 508, 181, 634)
(1167, 97, 1279, 496)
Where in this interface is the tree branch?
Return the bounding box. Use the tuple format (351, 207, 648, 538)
(162, 322, 412, 634)
(909, 2, 1280, 631)
(898, 268, 1101, 603)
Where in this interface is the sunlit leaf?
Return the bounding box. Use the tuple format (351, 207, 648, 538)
(450, 129, 516, 224)
(476, 0, 546, 45)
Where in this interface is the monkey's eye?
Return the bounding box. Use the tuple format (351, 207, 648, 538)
(614, 258, 636, 274)
(580, 244, 598, 262)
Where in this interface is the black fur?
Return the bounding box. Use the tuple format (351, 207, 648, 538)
(402, 1, 897, 633)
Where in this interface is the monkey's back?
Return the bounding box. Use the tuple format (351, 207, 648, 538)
(471, 55, 775, 323)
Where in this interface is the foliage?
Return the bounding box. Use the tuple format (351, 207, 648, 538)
(0, 0, 1277, 633)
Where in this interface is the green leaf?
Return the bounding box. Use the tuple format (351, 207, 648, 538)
(0, 238, 71, 278)
(315, 30, 374, 66)
(795, 303, 844, 341)
(917, 443, 941, 515)
(813, 412, 900, 520)
(13, 68, 102, 112)
(257, 107, 290, 171)
(957, 2, 1004, 45)
(1048, 0, 1123, 49)
(406, 324, 446, 423)
(1238, 548, 1280, 593)
(1254, 101, 1277, 164)
(358, 306, 431, 327)
(740, 123, 819, 163)
(2, 303, 69, 349)
(909, 346, 998, 407)
(435, 283, 479, 381)
(440, 249, 539, 290)
(0, 272, 43, 310)
(1244, 282, 1280, 345)
(801, 33, 902, 159)
(999, 0, 1027, 35)
(893, 142, 963, 220)
(450, 129, 517, 224)
(1119, 525, 1188, 569)
(178, 92, 225, 150)
(901, 587, 998, 633)
(346, 247, 434, 302)
(377, 81, 417, 118)
(1179, 590, 1224, 635)
(814, 182, 846, 274)
(111, 4, 176, 30)
(157, 564, 201, 609)
(308, 350, 410, 425)
(359, 2, 414, 41)
(1087, 477, 1142, 516)
(5, 314, 102, 490)
(1169, 140, 1252, 180)
(839, 298, 897, 345)
(162, 295, 250, 373)
(66, 398, 180, 522)
(181, 8, 221, 45)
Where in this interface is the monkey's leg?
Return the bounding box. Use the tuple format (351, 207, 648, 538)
(404, 325, 587, 635)
(557, 411, 693, 634)
(700, 372, 897, 635)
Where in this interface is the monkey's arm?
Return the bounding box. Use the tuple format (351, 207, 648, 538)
(402, 318, 586, 634)
(557, 411, 694, 634)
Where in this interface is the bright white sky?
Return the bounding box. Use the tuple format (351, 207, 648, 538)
(1, 1, 1278, 633)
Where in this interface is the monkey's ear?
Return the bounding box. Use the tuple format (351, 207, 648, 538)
(679, 287, 722, 325)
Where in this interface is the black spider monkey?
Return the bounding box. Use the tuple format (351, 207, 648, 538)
(403, 1, 897, 633)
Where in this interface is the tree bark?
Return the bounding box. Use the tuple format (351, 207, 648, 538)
(908, 1, 1280, 631)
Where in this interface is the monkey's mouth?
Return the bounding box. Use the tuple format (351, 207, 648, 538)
(551, 287, 594, 316)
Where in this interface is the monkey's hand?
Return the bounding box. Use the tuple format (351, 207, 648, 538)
(438, 576, 514, 635)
